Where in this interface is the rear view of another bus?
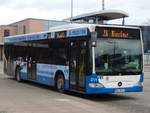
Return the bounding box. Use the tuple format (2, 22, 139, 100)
(86, 25, 144, 94)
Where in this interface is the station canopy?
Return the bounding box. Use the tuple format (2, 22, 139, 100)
(68, 10, 129, 21)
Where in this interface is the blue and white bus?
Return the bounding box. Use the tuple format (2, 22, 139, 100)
(4, 24, 144, 94)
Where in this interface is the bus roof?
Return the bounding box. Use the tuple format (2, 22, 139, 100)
(49, 23, 140, 32)
(4, 23, 140, 44)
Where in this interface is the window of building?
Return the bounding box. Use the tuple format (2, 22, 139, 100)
(23, 25, 26, 34)
(4, 29, 10, 37)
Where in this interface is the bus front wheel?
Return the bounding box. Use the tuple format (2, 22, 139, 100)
(15, 67, 21, 82)
(56, 74, 65, 93)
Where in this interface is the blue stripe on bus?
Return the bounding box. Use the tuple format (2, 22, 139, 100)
(86, 73, 143, 94)
(36, 75, 69, 90)
(139, 72, 144, 82)
(20, 71, 69, 90)
(64, 80, 69, 90)
(36, 75, 55, 86)
(20, 72, 28, 80)
(86, 86, 143, 94)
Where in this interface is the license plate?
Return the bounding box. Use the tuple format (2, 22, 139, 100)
(115, 88, 125, 93)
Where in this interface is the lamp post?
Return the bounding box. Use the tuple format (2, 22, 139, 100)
(102, 0, 105, 10)
(71, 0, 73, 22)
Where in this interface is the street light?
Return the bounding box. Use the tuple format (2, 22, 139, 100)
(102, 0, 105, 10)
(71, 0, 73, 22)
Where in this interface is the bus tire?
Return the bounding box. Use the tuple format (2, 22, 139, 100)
(15, 67, 21, 82)
(56, 74, 65, 93)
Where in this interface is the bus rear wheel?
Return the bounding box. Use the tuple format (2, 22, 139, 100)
(15, 67, 21, 82)
(56, 74, 65, 93)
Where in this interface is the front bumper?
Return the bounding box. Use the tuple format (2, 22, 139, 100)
(85, 74, 144, 94)
(86, 86, 143, 94)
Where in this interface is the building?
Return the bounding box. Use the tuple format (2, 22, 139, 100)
(10, 18, 69, 35)
(0, 25, 17, 60)
(0, 18, 69, 60)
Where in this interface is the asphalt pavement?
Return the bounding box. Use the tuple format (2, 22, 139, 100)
(0, 61, 150, 113)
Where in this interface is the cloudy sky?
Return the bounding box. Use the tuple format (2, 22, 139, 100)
(0, 0, 149, 25)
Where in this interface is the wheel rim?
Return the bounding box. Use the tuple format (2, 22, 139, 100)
(57, 75, 64, 91)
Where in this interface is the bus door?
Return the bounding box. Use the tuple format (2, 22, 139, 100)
(27, 57, 36, 80)
(69, 40, 86, 90)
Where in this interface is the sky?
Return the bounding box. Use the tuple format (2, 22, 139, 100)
(0, 0, 150, 25)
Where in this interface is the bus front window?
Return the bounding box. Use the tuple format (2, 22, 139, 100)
(95, 39, 142, 75)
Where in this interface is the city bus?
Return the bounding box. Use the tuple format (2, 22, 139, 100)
(4, 24, 144, 94)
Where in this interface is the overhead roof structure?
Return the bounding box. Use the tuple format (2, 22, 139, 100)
(65, 10, 129, 21)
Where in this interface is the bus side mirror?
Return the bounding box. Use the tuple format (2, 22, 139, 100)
(91, 32, 97, 47)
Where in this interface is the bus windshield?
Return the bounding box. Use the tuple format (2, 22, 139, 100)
(95, 39, 142, 75)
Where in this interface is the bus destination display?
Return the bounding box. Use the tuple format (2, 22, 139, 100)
(96, 27, 140, 39)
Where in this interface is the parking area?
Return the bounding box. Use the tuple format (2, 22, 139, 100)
(0, 61, 150, 113)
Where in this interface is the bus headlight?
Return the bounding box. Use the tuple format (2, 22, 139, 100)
(89, 83, 104, 88)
